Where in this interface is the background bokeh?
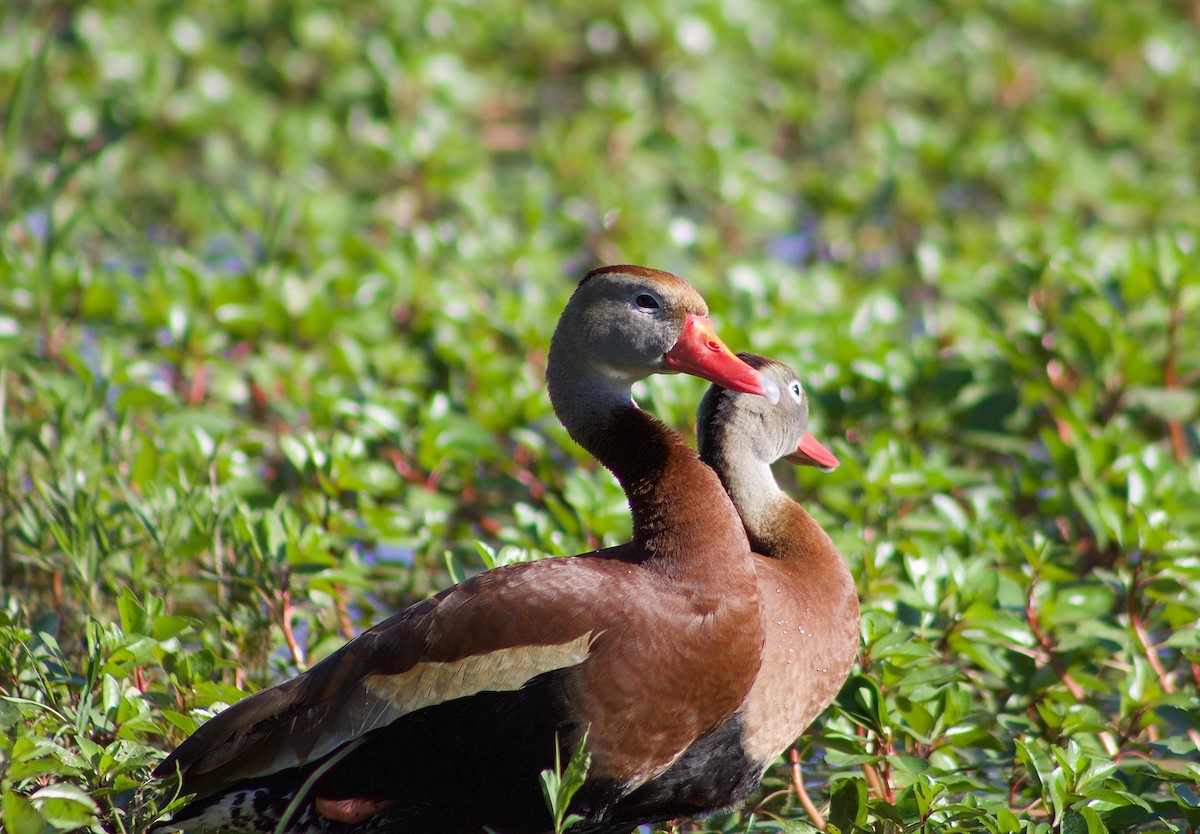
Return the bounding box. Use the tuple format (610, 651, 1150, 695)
(2, 1, 1198, 832)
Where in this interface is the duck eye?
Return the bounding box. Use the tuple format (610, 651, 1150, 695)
(635, 293, 661, 311)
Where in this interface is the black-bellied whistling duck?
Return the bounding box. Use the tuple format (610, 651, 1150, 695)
(598, 354, 858, 829)
(149, 266, 779, 834)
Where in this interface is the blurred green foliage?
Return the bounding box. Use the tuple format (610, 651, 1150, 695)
(2, 0, 1198, 832)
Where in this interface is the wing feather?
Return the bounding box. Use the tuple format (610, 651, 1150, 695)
(156, 560, 605, 797)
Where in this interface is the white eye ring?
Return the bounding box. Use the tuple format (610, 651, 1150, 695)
(635, 293, 661, 312)
(789, 381, 803, 402)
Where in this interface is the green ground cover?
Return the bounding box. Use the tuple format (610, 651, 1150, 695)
(2, 1, 1199, 831)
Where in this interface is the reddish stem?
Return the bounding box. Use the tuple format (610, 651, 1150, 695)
(333, 583, 355, 640)
(1127, 562, 1200, 752)
(1164, 295, 1188, 462)
(279, 589, 307, 669)
(790, 747, 826, 831)
(1026, 578, 1119, 754)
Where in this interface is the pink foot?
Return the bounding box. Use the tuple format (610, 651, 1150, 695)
(314, 796, 396, 824)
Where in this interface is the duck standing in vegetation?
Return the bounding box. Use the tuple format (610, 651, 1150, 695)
(699, 355, 857, 781)
(150, 266, 779, 834)
(600, 354, 858, 830)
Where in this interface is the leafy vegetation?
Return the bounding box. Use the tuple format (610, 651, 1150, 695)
(2, 1, 1198, 832)
(541, 732, 592, 834)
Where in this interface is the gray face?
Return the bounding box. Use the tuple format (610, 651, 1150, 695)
(557, 271, 700, 385)
(698, 356, 810, 466)
(588, 278, 678, 377)
(743, 361, 810, 464)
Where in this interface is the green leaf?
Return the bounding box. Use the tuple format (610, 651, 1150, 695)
(2, 789, 47, 834)
(996, 807, 1023, 833)
(828, 777, 868, 831)
(1125, 387, 1198, 421)
(836, 675, 890, 734)
(1062, 805, 1106, 834)
(931, 493, 970, 534)
(117, 588, 149, 636)
(540, 731, 591, 834)
(1016, 739, 1054, 793)
(29, 783, 101, 828)
(889, 754, 931, 778)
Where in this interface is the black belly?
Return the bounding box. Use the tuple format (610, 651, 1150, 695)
(162, 680, 758, 834)
(577, 712, 759, 834)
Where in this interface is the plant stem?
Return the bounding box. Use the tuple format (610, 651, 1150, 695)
(1126, 561, 1200, 753)
(279, 589, 307, 669)
(1025, 580, 1119, 756)
(1163, 285, 1188, 462)
(789, 747, 826, 831)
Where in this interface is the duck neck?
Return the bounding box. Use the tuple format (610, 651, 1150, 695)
(750, 496, 841, 567)
(548, 374, 751, 581)
(705, 439, 839, 565)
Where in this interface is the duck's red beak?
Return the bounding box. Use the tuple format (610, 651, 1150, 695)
(785, 432, 839, 472)
(662, 314, 779, 402)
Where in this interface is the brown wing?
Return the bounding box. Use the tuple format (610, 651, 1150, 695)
(155, 557, 611, 797)
(157, 544, 762, 800)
